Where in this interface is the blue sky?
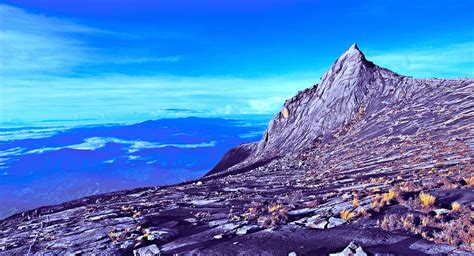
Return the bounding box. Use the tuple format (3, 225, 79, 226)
(1, 0, 473, 126)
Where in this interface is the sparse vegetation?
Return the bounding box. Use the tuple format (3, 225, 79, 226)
(239, 201, 291, 228)
(434, 215, 472, 248)
(352, 197, 359, 208)
(400, 214, 416, 233)
(464, 176, 474, 187)
(258, 202, 290, 227)
(451, 202, 461, 212)
(340, 209, 356, 221)
(378, 214, 400, 231)
(419, 192, 436, 208)
(381, 189, 396, 205)
(375, 185, 473, 250)
(370, 195, 382, 211)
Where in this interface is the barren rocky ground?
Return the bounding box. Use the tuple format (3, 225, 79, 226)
(1, 45, 473, 255)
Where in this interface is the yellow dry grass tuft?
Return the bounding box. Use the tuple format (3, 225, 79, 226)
(382, 189, 396, 204)
(352, 197, 359, 208)
(370, 195, 383, 210)
(268, 203, 284, 214)
(401, 214, 415, 231)
(451, 202, 461, 212)
(464, 176, 474, 187)
(419, 192, 436, 208)
(340, 209, 357, 221)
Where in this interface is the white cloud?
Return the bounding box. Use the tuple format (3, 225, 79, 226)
(21, 137, 218, 155)
(0, 5, 94, 75)
(0, 147, 25, 157)
(0, 127, 67, 141)
(0, 4, 180, 76)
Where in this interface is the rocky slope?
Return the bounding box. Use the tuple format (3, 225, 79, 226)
(1, 45, 473, 255)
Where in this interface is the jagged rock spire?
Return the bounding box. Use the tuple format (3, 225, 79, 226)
(320, 43, 373, 87)
(254, 44, 378, 156)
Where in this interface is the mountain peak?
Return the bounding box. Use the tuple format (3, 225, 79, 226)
(347, 43, 364, 56)
(349, 43, 359, 49)
(251, 44, 380, 157)
(336, 43, 368, 65)
(319, 44, 373, 86)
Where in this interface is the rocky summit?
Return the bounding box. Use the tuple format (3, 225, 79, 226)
(1, 45, 473, 255)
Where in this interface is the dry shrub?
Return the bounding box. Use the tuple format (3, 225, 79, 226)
(382, 189, 397, 205)
(451, 202, 461, 212)
(352, 197, 359, 208)
(419, 192, 436, 208)
(464, 176, 474, 187)
(370, 195, 383, 211)
(399, 181, 420, 192)
(340, 209, 357, 221)
(434, 214, 472, 247)
(241, 202, 264, 221)
(257, 202, 290, 228)
(377, 214, 400, 231)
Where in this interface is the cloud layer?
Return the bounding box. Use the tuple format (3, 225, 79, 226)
(22, 137, 218, 155)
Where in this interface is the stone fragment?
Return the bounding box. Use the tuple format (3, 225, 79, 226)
(287, 208, 316, 216)
(306, 220, 327, 229)
(327, 217, 346, 228)
(236, 225, 260, 235)
(119, 240, 135, 250)
(189, 199, 218, 206)
(329, 242, 367, 256)
(433, 208, 450, 215)
(208, 219, 228, 227)
(133, 244, 161, 256)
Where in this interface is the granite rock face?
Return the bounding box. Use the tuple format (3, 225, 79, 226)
(1, 45, 473, 255)
(207, 44, 473, 176)
(257, 44, 376, 155)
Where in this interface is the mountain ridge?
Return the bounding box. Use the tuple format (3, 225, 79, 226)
(207, 44, 470, 177)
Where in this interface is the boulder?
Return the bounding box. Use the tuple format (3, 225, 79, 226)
(329, 242, 367, 256)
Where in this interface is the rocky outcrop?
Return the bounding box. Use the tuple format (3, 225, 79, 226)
(206, 142, 257, 176)
(210, 43, 473, 175)
(257, 44, 378, 156)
